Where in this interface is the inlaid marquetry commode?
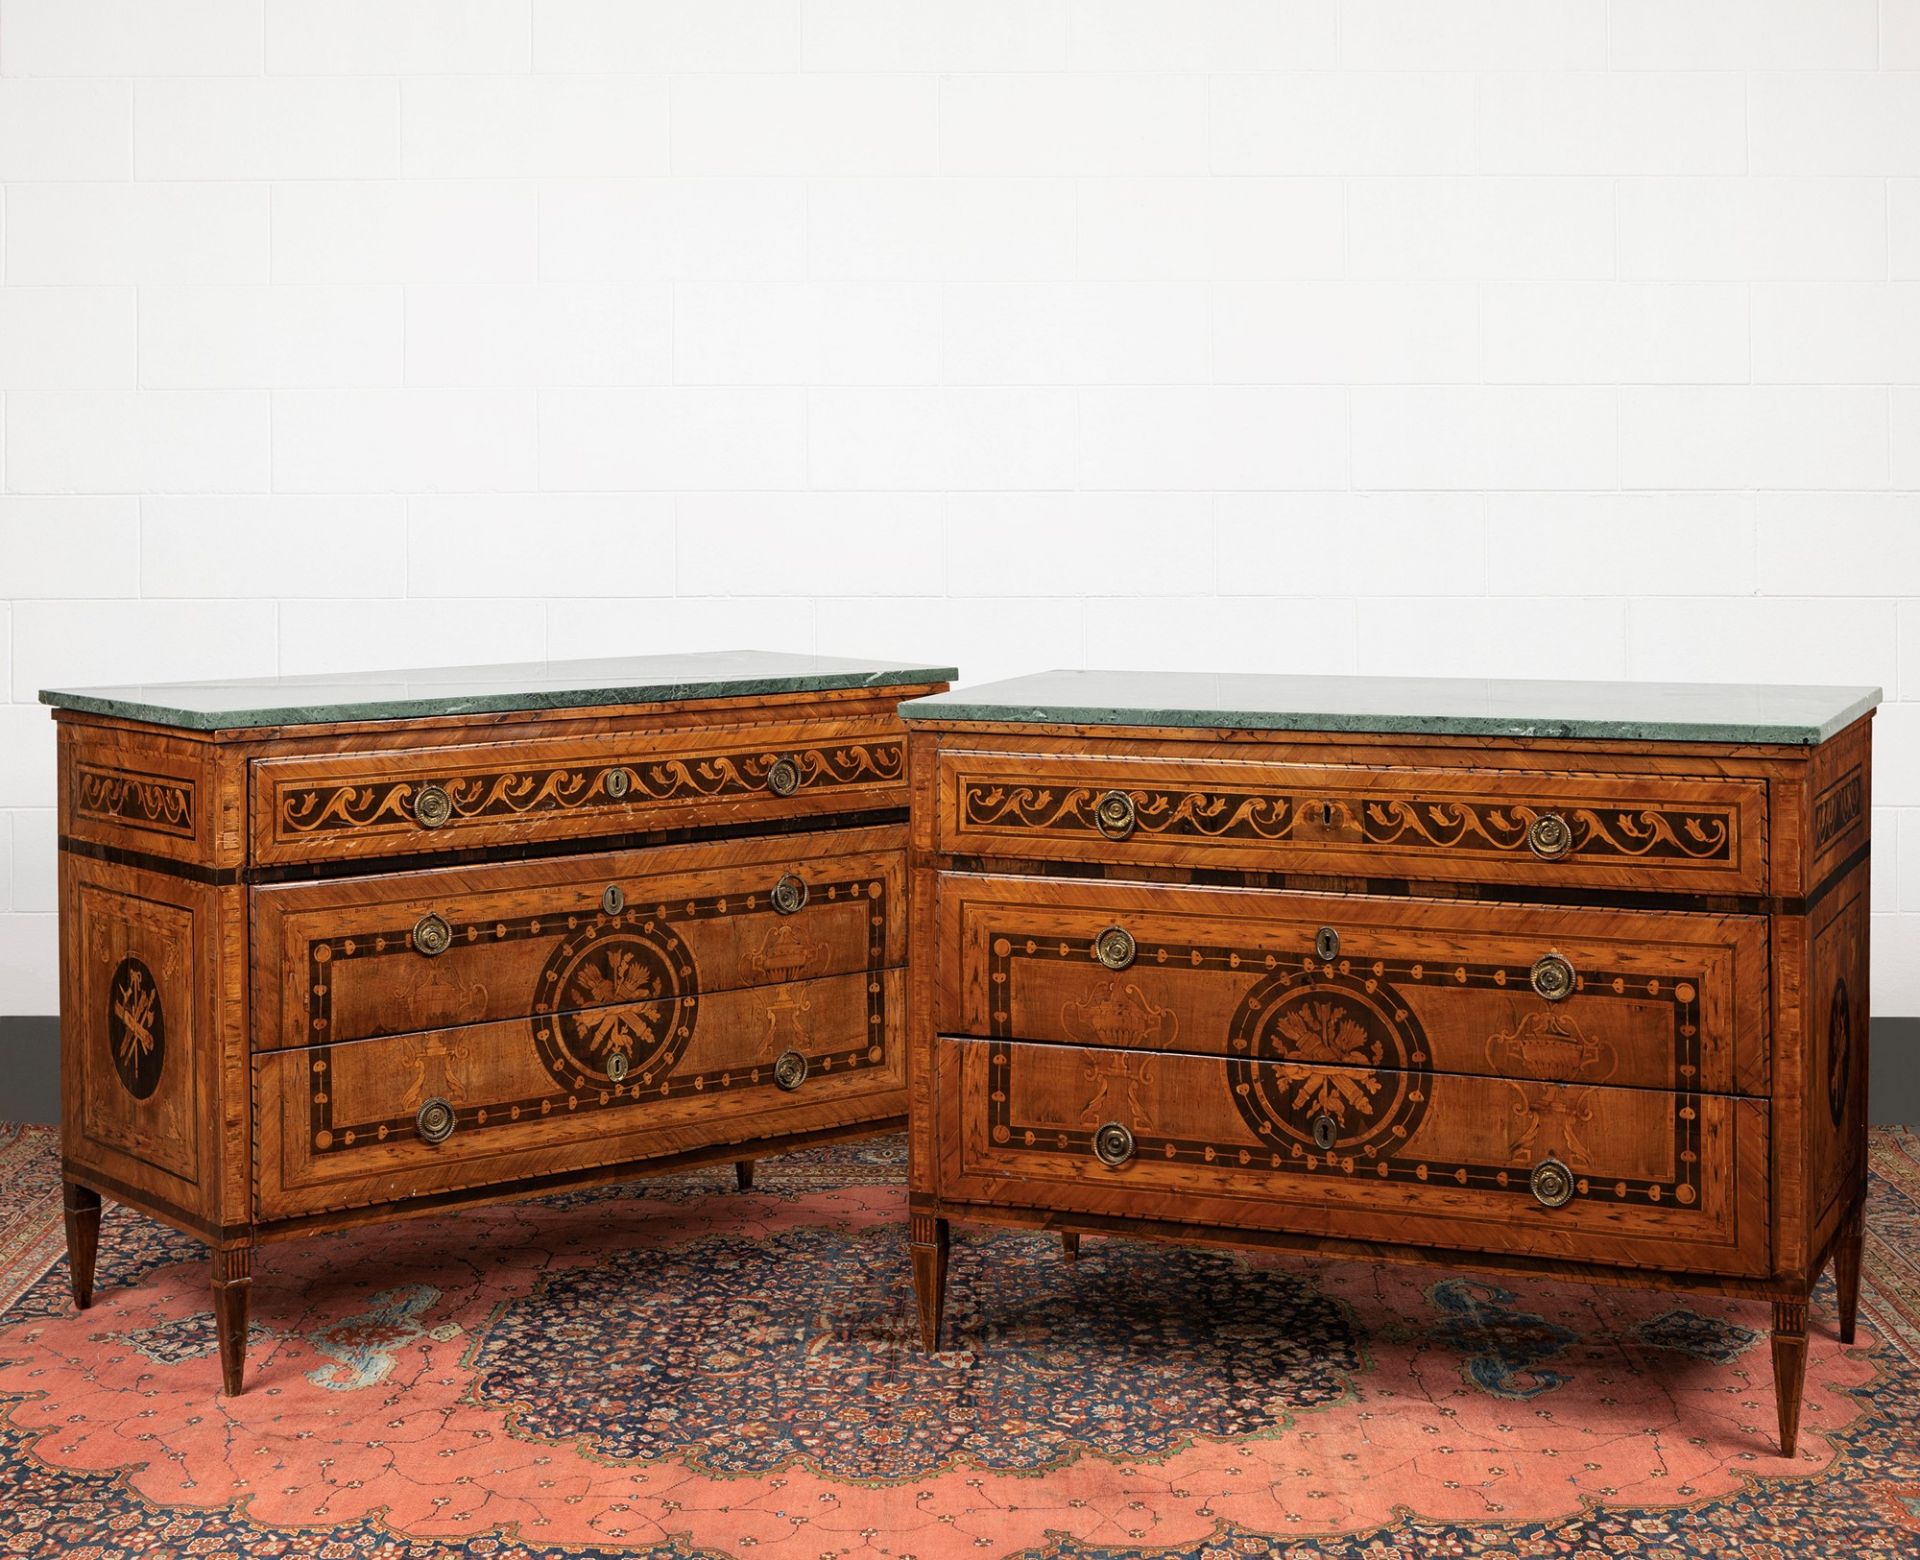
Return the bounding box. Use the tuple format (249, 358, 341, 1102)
(898, 671, 1879, 1457)
(42, 651, 953, 1395)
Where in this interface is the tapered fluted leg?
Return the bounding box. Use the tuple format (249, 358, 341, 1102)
(1772, 1296, 1809, 1458)
(1060, 1231, 1081, 1262)
(212, 1245, 252, 1397)
(1833, 1203, 1864, 1346)
(910, 1211, 949, 1352)
(62, 1182, 101, 1311)
(735, 1160, 755, 1192)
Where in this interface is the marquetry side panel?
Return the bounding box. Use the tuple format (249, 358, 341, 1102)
(1798, 857, 1870, 1275)
(61, 852, 214, 1223)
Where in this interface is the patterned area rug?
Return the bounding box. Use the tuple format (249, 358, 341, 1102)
(0, 1123, 1916, 1558)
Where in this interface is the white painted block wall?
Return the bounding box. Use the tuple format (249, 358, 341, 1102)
(0, 0, 1917, 1016)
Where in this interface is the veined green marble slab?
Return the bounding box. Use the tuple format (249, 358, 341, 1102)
(900, 670, 1882, 746)
(41, 651, 957, 732)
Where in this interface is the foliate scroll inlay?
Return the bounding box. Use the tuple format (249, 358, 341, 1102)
(1360, 800, 1732, 863)
(959, 778, 1736, 866)
(280, 742, 903, 837)
(76, 765, 195, 839)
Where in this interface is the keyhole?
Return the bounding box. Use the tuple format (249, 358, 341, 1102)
(1311, 1114, 1338, 1151)
(1321, 800, 1333, 827)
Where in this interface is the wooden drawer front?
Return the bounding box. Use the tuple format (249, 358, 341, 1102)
(938, 1038, 1769, 1278)
(938, 873, 1769, 1096)
(252, 829, 903, 1051)
(256, 968, 905, 1219)
(936, 748, 1768, 894)
(252, 716, 907, 866)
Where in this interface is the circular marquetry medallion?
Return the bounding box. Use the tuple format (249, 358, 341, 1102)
(105, 955, 166, 1100)
(530, 919, 699, 1091)
(1828, 978, 1852, 1128)
(1227, 968, 1431, 1159)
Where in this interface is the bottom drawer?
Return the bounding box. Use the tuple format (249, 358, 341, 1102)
(255, 968, 904, 1219)
(936, 1038, 1769, 1278)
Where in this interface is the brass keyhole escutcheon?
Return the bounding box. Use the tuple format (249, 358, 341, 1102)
(771, 873, 808, 915)
(1311, 1114, 1338, 1151)
(1528, 811, 1573, 860)
(766, 755, 802, 797)
(773, 1049, 808, 1091)
(606, 1053, 629, 1084)
(1315, 925, 1340, 962)
(416, 1098, 455, 1145)
(1094, 789, 1137, 839)
(412, 783, 452, 829)
(604, 766, 632, 800)
(1093, 926, 1136, 971)
(1092, 1121, 1135, 1167)
(412, 913, 453, 958)
(1530, 1157, 1575, 1208)
(601, 884, 625, 917)
(1530, 952, 1576, 1003)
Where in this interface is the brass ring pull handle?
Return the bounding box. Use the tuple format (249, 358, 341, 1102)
(1311, 1113, 1339, 1151)
(412, 913, 453, 958)
(604, 766, 632, 800)
(1530, 1157, 1575, 1208)
(601, 884, 625, 917)
(1092, 1121, 1136, 1168)
(416, 1098, 456, 1145)
(771, 873, 808, 915)
(1094, 789, 1137, 839)
(766, 755, 802, 797)
(1530, 952, 1576, 1003)
(1093, 926, 1136, 971)
(412, 783, 453, 829)
(1528, 812, 1574, 860)
(1315, 925, 1340, 962)
(773, 1049, 808, 1091)
(606, 1053, 629, 1084)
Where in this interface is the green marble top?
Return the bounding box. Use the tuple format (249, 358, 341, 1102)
(41, 651, 957, 732)
(899, 670, 1882, 745)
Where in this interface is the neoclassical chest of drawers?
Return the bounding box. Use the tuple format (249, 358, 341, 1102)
(43, 651, 952, 1395)
(899, 671, 1878, 1457)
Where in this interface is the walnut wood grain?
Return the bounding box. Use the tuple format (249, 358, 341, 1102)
(937, 869, 1769, 1095)
(255, 968, 905, 1220)
(250, 827, 903, 1050)
(936, 1036, 1770, 1277)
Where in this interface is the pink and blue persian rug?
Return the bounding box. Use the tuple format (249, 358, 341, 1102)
(0, 1122, 1916, 1558)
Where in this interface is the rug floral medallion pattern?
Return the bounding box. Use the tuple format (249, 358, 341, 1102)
(0, 1122, 1913, 1558)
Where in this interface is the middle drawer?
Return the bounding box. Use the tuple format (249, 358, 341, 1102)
(938, 871, 1769, 1096)
(252, 826, 905, 1051)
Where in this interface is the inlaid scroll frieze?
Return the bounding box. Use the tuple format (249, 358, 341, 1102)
(958, 776, 1737, 865)
(1813, 769, 1864, 849)
(1361, 799, 1733, 863)
(75, 764, 196, 839)
(279, 740, 904, 837)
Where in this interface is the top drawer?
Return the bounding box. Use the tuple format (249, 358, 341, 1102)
(934, 746, 1769, 896)
(253, 716, 906, 866)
